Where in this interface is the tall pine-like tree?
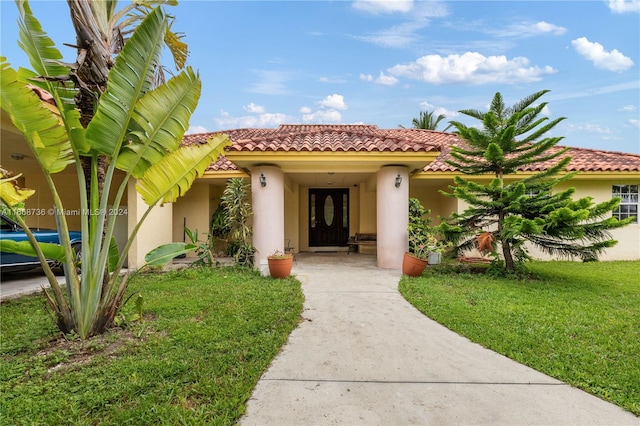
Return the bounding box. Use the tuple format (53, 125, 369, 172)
(440, 90, 631, 272)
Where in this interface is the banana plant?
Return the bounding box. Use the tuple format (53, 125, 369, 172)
(1, 2, 229, 339)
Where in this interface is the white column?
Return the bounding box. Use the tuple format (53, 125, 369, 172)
(376, 166, 409, 269)
(251, 166, 284, 267)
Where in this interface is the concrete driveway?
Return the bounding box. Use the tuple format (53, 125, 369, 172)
(240, 252, 639, 425)
(0, 267, 64, 301)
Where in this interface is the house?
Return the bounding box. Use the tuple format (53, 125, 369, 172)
(2, 120, 639, 270)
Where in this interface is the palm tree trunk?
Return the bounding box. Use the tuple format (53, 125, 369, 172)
(68, 0, 114, 293)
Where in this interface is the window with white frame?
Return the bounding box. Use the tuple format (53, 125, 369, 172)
(612, 184, 638, 223)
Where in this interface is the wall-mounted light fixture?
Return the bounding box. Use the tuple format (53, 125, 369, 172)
(395, 174, 402, 188)
(259, 173, 267, 187)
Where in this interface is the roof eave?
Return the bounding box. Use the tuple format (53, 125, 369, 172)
(413, 170, 640, 180)
(224, 151, 441, 173)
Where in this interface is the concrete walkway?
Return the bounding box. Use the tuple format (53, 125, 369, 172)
(241, 252, 639, 425)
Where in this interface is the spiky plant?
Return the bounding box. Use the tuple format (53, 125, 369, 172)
(440, 90, 631, 272)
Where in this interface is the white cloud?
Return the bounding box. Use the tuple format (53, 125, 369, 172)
(490, 21, 566, 38)
(244, 103, 265, 113)
(418, 101, 458, 118)
(352, 0, 414, 14)
(545, 81, 639, 102)
(317, 94, 347, 110)
(374, 72, 399, 86)
(571, 37, 634, 72)
(620, 105, 637, 112)
(215, 112, 295, 129)
(356, 21, 425, 48)
(388, 52, 556, 85)
(532, 21, 567, 35)
(583, 124, 612, 134)
(361, 71, 402, 86)
(354, 1, 448, 48)
(629, 119, 640, 128)
(302, 109, 343, 123)
(186, 125, 208, 135)
(566, 123, 612, 135)
(319, 75, 349, 84)
(215, 107, 295, 128)
(608, 0, 640, 13)
(248, 70, 292, 95)
(297, 94, 349, 123)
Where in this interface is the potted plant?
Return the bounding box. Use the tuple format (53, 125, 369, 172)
(404, 198, 451, 275)
(267, 250, 294, 278)
(404, 198, 431, 276)
(220, 178, 255, 267)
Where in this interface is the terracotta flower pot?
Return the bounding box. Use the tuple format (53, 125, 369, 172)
(402, 252, 428, 276)
(268, 255, 293, 278)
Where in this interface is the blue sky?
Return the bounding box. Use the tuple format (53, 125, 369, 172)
(2, 0, 639, 153)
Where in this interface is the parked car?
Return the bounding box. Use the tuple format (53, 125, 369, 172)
(0, 214, 82, 274)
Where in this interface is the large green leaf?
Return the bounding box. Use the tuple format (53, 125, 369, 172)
(86, 7, 167, 158)
(115, 67, 201, 177)
(0, 58, 74, 173)
(144, 242, 198, 267)
(0, 239, 66, 263)
(15, 0, 69, 81)
(15, 0, 80, 139)
(108, 237, 120, 273)
(136, 135, 231, 205)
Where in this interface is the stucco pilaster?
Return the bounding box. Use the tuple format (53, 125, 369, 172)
(376, 166, 409, 269)
(251, 166, 285, 267)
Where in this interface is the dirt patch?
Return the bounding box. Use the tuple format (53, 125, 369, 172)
(35, 322, 158, 374)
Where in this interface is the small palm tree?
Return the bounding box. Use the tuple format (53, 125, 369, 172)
(400, 110, 451, 131)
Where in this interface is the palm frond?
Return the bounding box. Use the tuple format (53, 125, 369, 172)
(510, 89, 550, 115)
(164, 22, 188, 70)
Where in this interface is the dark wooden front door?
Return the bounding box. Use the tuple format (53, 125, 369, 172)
(309, 188, 349, 246)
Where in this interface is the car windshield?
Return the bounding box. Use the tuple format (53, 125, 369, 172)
(1, 215, 19, 231)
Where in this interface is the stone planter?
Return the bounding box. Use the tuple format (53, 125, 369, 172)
(428, 252, 441, 265)
(402, 252, 428, 277)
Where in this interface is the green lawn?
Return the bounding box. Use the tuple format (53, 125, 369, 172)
(399, 260, 640, 416)
(0, 267, 303, 425)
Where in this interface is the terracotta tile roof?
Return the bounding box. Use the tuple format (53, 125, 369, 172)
(224, 125, 447, 153)
(423, 140, 640, 173)
(183, 124, 451, 172)
(182, 125, 639, 174)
